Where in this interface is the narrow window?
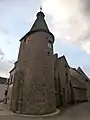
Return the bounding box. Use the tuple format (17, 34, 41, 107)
(65, 73, 68, 83)
(48, 42, 52, 48)
(48, 51, 50, 55)
(65, 65, 67, 68)
(11, 75, 13, 84)
(66, 73, 68, 76)
(46, 36, 48, 39)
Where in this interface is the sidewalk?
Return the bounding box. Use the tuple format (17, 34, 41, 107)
(0, 103, 60, 117)
(0, 103, 14, 115)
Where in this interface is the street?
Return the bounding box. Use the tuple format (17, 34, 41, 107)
(0, 102, 90, 120)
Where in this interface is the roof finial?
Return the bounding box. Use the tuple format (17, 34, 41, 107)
(40, 6, 42, 12)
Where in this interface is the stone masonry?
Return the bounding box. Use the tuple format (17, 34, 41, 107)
(10, 11, 56, 115)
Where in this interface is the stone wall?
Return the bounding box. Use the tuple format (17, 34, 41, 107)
(11, 31, 56, 115)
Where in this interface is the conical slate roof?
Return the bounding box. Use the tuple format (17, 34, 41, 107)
(30, 11, 49, 32)
(20, 10, 54, 42)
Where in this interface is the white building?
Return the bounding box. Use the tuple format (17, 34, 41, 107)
(0, 77, 8, 101)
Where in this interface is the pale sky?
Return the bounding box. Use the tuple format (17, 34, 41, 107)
(0, 0, 90, 78)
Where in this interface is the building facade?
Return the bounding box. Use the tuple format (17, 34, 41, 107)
(0, 77, 8, 101)
(53, 55, 71, 108)
(7, 61, 18, 109)
(69, 67, 88, 103)
(8, 10, 90, 115)
(10, 10, 56, 115)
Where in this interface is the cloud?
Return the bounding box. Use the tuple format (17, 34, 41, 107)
(81, 0, 90, 17)
(0, 0, 43, 78)
(0, 49, 4, 60)
(41, 0, 90, 54)
(82, 42, 90, 54)
(0, 28, 9, 34)
(82, 64, 90, 77)
(0, 59, 14, 77)
(0, 49, 4, 56)
(0, 0, 6, 2)
(0, 49, 14, 77)
(0, 0, 41, 77)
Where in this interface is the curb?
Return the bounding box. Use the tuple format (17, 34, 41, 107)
(0, 103, 60, 117)
(14, 109, 60, 118)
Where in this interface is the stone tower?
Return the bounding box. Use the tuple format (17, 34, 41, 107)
(11, 10, 56, 115)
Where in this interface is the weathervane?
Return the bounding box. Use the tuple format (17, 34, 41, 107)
(40, 6, 42, 12)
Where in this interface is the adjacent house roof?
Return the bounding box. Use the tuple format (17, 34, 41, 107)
(70, 75, 87, 89)
(0, 77, 7, 84)
(69, 67, 87, 89)
(9, 67, 16, 73)
(77, 67, 89, 81)
(9, 61, 18, 73)
(58, 55, 70, 68)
